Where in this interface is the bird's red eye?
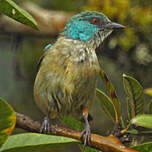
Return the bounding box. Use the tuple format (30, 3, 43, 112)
(91, 18, 99, 24)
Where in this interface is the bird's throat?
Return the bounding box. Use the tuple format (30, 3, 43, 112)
(60, 37, 99, 64)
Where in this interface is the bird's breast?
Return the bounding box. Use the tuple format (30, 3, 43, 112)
(34, 37, 100, 119)
(62, 47, 100, 115)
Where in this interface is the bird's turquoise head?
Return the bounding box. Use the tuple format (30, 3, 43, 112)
(61, 11, 124, 47)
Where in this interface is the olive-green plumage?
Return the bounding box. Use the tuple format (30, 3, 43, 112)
(34, 36, 100, 119)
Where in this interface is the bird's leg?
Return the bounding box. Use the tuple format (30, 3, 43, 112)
(40, 101, 51, 134)
(40, 114, 50, 134)
(80, 107, 91, 148)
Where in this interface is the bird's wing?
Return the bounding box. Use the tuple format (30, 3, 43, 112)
(34, 44, 72, 117)
(37, 55, 45, 72)
(36, 43, 52, 72)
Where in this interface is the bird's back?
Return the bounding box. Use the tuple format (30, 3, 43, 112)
(34, 36, 100, 119)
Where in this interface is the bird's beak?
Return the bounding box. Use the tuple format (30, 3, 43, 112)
(104, 22, 125, 29)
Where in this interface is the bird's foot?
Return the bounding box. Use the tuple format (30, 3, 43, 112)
(40, 115, 50, 134)
(80, 123, 91, 148)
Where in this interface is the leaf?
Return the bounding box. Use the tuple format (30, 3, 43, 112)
(0, 0, 38, 30)
(126, 97, 132, 121)
(61, 115, 84, 131)
(96, 88, 116, 123)
(123, 74, 144, 119)
(148, 100, 152, 114)
(126, 128, 139, 134)
(136, 130, 152, 134)
(132, 142, 152, 152)
(0, 98, 16, 147)
(131, 114, 152, 129)
(0, 133, 80, 152)
(126, 127, 152, 135)
(144, 88, 152, 96)
(100, 69, 121, 123)
(81, 146, 102, 152)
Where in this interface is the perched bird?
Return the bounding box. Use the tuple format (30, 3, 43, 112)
(34, 11, 125, 146)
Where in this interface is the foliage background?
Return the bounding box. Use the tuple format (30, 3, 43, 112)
(0, 0, 152, 150)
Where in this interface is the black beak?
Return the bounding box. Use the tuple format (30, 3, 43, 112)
(104, 22, 125, 29)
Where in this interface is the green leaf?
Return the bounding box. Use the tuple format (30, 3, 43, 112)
(0, 98, 16, 147)
(148, 100, 152, 114)
(144, 88, 152, 97)
(126, 128, 152, 135)
(61, 115, 84, 131)
(100, 69, 121, 123)
(123, 74, 144, 119)
(80, 146, 102, 152)
(126, 97, 132, 121)
(126, 128, 139, 134)
(0, 0, 38, 30)
(136, 130, 152, 134)
(132, 142, 152, 152)
(131, 114, 152, 129)
(0, 133, 80, 152)
(96, 88, 116, 123)
(126, 122, 152, 134)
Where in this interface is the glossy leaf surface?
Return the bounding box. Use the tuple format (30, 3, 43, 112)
(0, 0, 38, 29)
(0, 133, 79, 152)
(0, 98, 16, 147)
(123, 74, 144, 119)
(96, 88, 115, 123)
(131, 114, 152, 129)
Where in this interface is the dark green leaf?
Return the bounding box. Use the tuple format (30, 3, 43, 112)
(148, 100, 152, 114)
(123, 74, 144, 118)
(126, 122, 152, 134)
(0, 133, 79, 152)
(132, 142, 152, 152)
(61, 115, 84, 131)
(126, 97, 133, 121)
(126, 129, 139, 134)
(80, 146, 102, 152)
(131, 114, 152, 129)
(96, 88, 115, 123)
(120, 117, 126, 128)
(0, 98, 16, 147)
(99, 69, 121, 123)
(0, 0, 38, 29)
(100, 69, 121, 123)
(127, 129, 152, 134)
(136, 130, 152, 134)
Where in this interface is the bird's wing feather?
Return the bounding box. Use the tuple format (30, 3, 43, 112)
(34, 44, 72, 117)
(37, 55, 45, 72)
(37, 43, 52, 72)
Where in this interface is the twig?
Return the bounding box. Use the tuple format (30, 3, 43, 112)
(15, 112, 138, 152)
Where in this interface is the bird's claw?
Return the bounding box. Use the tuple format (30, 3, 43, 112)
(40, 116, 50, 134)
(80, 124, 91, 148)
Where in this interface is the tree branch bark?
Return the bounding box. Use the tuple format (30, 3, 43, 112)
(15, 112, 138, 152)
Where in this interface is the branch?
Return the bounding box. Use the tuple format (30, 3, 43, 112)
(0, 2, 74, 37)
(15, 112, 138, 152)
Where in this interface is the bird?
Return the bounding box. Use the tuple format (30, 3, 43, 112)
(34, 11, 125, 146)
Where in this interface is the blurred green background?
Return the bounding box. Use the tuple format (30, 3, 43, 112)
(0, 0, 152, 141)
